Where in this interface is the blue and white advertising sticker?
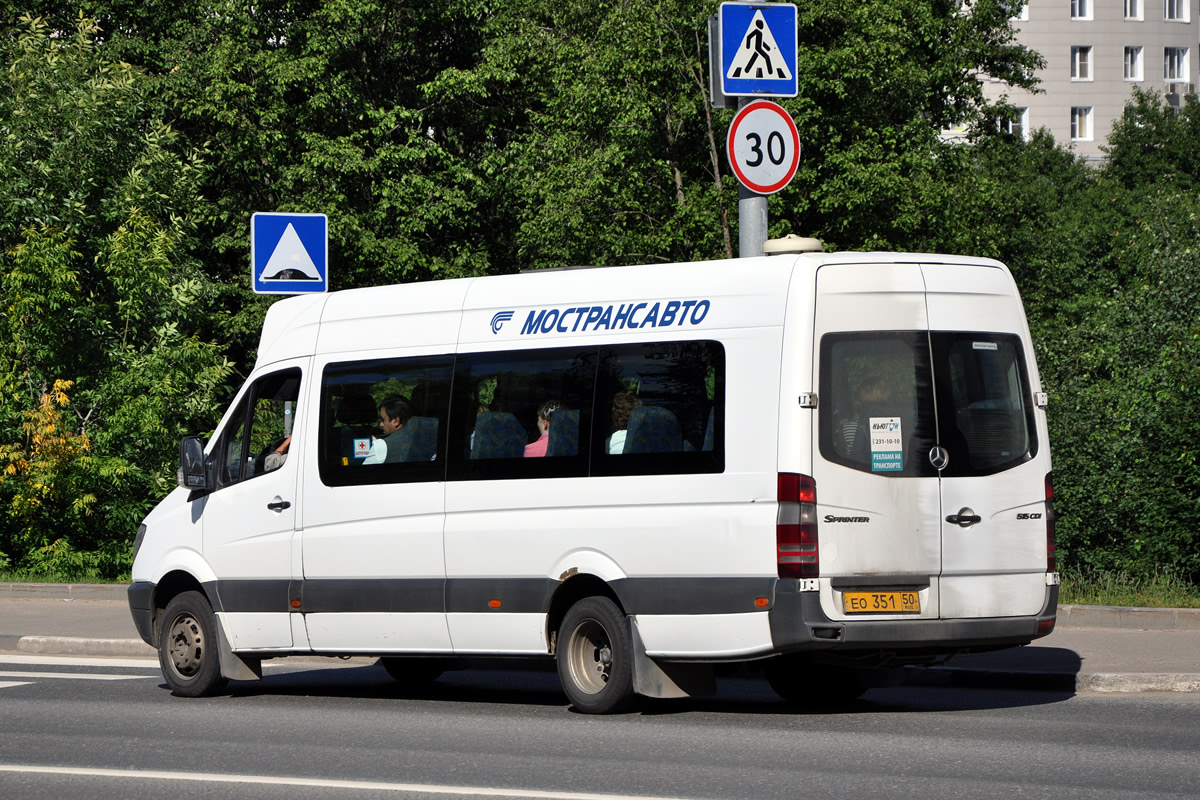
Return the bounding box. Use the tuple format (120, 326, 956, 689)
(869, 417, 903, 472)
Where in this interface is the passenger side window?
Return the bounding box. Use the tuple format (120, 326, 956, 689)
(216, 368, 303, 487)
(317, 356, 452, 486)
(592, 341, 724, 476)
(449, 346, 596, 481)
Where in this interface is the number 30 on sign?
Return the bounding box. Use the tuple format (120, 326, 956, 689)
(726, 100, 801, 195)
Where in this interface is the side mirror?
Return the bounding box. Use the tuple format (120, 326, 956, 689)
(178, 436, 211, 490)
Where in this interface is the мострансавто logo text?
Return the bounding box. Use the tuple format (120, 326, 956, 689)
(492, 300, 712, 336)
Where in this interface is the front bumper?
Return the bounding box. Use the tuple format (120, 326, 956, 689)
(127, 581, 156, 646)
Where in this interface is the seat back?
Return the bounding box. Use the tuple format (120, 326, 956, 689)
(623, 406, 682, 454)
(470, 412, 527, 459)
(546, 409, 580, 457)
(386, 416, 439, 463)
(332, 393, 378, 463)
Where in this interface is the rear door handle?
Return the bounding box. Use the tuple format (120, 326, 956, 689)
(945, 507, 981, 527)
(267, 497, 292, 512)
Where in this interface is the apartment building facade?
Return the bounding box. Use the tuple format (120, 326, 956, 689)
(983, 0, 1199, 159)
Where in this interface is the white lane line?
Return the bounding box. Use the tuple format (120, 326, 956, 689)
(0, 764, 695, 800)
(0, 671, 152, 681)
(0, 681, 32, 689)
(0, 654, 157, 668)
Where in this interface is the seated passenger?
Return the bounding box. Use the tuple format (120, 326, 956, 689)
(362, 396, 413, 465)
(606, 390, 641, 455)
(523, 400, 561, 458)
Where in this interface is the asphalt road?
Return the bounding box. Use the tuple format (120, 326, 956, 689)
(2, 653, 1198, 800)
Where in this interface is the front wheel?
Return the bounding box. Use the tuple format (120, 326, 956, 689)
(556, 596, 635, 714)
(157, 590, 228, 697)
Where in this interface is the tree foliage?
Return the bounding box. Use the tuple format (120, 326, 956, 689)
(0, 14, 230, 576)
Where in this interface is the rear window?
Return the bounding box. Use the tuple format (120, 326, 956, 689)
(819, 332, 1036, 478)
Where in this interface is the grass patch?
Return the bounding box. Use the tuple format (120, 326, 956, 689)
(0, 571, 124, 585)
(1059, 569, 1200, 608)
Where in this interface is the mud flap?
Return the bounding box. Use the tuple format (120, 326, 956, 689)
(216, 618, 263, 682)
(630, 619, 716, 699)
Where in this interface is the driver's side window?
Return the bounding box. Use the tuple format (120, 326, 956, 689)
(217, 368, 303, 488)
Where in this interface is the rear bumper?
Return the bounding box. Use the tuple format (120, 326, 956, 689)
(127, 581, 156, 646)
(768, 580, 1058, 654)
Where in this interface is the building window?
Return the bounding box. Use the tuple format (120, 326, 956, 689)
(1125, 46, 1144, 81)
(1165, 0, 1188, 21)
(1125, 0, 1142, 20)
(1071, 0, 1091, 19)
(1070, 107, 1093, 141)
(1071, 46, 1092, 80)
(1164, 47, 1189, 82)
(1000, 108, 1030, 141)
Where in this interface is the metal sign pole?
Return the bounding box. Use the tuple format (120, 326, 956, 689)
(737, 95, 769, 259)
(714, 3, 799, 258)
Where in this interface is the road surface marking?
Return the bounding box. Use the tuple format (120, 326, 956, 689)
(0, 671, 151, 681)
(0, 764, 698, 800)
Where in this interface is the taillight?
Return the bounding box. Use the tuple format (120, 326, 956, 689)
(778, 473, 818, 579)
(1045, 472, 1057, 572)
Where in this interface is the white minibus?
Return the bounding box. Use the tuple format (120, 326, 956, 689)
(128, 237, 1057, 713)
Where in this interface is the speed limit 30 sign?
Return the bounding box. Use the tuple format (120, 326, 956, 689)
(726, 100, 800, 195)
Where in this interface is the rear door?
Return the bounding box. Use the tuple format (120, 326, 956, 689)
(812, 260, 1047, 622)
(923, 264, 1048, 618)
(812, 263, 943, 621)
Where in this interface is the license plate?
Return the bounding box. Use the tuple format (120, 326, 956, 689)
(842, 590, 921, 614)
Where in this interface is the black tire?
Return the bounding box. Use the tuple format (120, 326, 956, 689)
(556, 596, 635, 714)
(379, 657, 444, 685)
(765, 654, 867, 708)
(157, 590, 228, 697)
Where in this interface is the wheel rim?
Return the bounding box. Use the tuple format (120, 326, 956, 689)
(566, 618, 613, 695)
(165, 612, 205, 680)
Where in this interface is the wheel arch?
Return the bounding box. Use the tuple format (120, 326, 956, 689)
(546, 573, 624, 655)
(148, 570, 211, 647)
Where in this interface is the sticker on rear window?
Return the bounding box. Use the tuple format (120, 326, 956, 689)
(869, 416, 903, 472)
(972, 341, 999, 350)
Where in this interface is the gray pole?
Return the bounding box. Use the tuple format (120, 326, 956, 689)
(737, 97, 768, 258)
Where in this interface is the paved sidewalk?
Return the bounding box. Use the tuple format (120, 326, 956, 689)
(1, 583, 1197, 693)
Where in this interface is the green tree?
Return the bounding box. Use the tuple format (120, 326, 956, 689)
(0, 15, 231, 577)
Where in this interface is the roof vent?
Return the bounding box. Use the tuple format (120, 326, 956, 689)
(762, 235, 823, 255)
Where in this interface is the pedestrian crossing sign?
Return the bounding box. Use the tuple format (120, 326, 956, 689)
(251, 212, 329, 295)
(719, 3, 798, 98)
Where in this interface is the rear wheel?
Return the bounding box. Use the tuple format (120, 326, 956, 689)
(765, 655, 867, 708)
(158, 591, 228, 697)
(557, 596, 635, 714)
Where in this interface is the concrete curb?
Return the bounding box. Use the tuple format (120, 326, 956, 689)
(4, 635, 155, 657)
(910, 666, 1200, 694)
(1, 583, 128, 600)
(1056, 604, 1200, 631)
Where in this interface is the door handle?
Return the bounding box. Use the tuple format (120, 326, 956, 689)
(945, 507, 981, 527)
(267, 497, 292, 512)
